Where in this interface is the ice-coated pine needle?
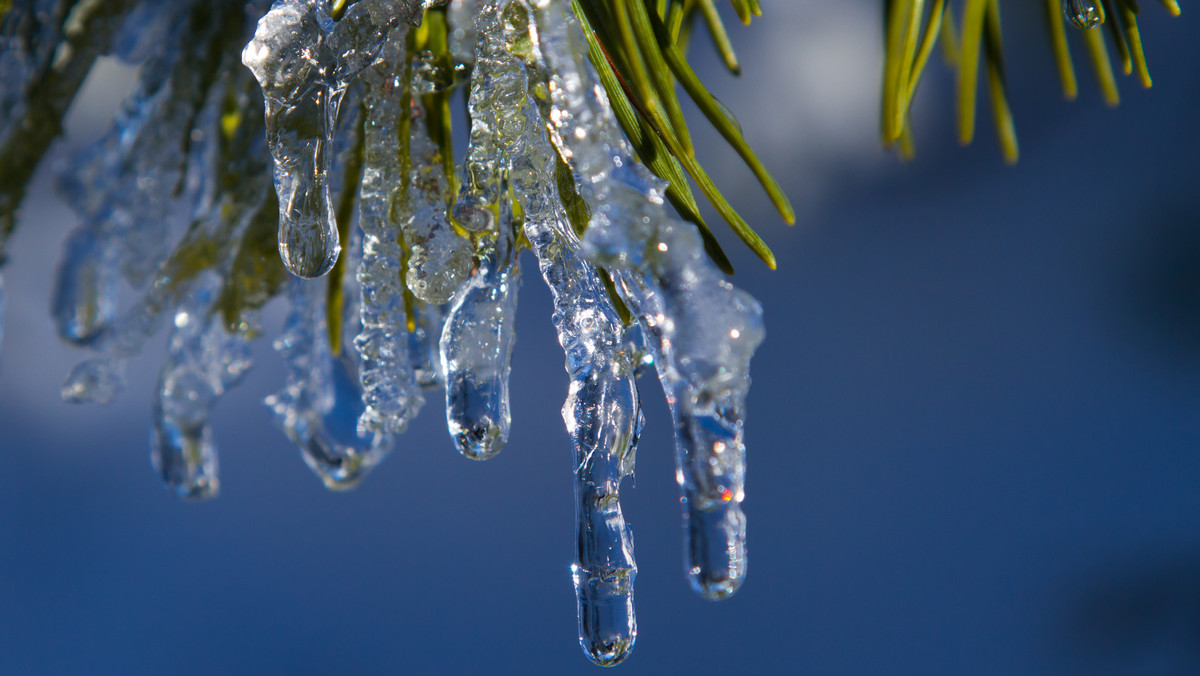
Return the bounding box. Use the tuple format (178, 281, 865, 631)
(355, 26, 425, 435)
(152, 279, 253, 501)
(242, 0, 423, 279)
(496, 1, 642, 663)
(531, 0, 764, 599)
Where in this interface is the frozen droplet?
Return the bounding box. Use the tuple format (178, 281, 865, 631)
(1064, 0, 1103, 29)
(440, 235, 520, 461)
(243, 0, 420, 280)
(151, 281, 253, 501)
(52, 228, 119, 345)
(268, 275, 393, 490)
(62, 357, 126, 405)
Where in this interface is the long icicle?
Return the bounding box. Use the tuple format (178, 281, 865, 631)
(531, 0, 764, 599)
(496, 0, 641, 663)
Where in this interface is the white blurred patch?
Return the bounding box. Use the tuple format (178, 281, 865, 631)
(697, 1, 934, 213)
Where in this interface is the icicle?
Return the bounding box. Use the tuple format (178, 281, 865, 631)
(409, 300, 444, 388)
(51, 228, 119, 345)
(521, 133, 643, 668)
(492, 2, 641, 662)
(439, 215, 520, 461)
(451, 0, 528, 234)
(51, 3, 206, 345)
(242, 0, 424, 279)
(355, 27, 425, 435)
(447, 0, 482, 66)
(152, 277, 253, 501)
(62, 66, 272, 405)
(403, 68, 473, 305)
(530, 0, 764, 600)
(267, 267, 394, 490)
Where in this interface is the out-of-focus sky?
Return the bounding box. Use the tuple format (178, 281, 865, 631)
(2, 3, 1200, 674)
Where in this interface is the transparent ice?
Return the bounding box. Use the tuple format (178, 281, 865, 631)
(402, 55, 473, 305)
(268, 267, 395, 490)
(486, 1, 642, 662)
(531, 0, 764, 599)
(242, 0, 423, 279)
(1064, 0, 1103, 29)
(439, 216, 520, 461)
(152, 277, 253, 500)
(355, 26, 425, 435)
(61, 63, 273, 405)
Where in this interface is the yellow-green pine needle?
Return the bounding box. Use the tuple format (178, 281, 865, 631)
(626, 0, 693, 155)
(1161, 0, 1181, 16)
(957, 0, 988, 145)
(1115, 1, 1153, 87)
(900, 0, 946, 123)
(667, 1, 686, 42)
(983, 0, 1018, 164)
(651, 13, 794, 223)
(1102, 0, 1133, 75)
(882, 0, 913, 143)
(575, 0, 735, 272)
(697, 0, 740, 74)
(1044, 0, 1079, 100)
(895, 0, 927, 139)
(643, 97, 777, 268)
(730, 0, 752, 25)
(940, 2, 960, 65)
(1082, 26, 1120, 105)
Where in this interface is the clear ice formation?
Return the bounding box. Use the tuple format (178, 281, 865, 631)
(152, 278, 253, 500)
(409, 300, 445, 389)
(451, 0, 523, 235)
(53, 1, 222, 345)
(355, 27, 425, 435)
(1064, 0, 1103, 29)
(61, 59, 274, 405)
(439, 214, 520, 461)
(242, 0, 423, 279)
(14, 0, 773, 664)
(484, 2, 642, 662)
(530, 0, 765, 600)
(268, 266, 395, 490)
(403, 69, 474, 305)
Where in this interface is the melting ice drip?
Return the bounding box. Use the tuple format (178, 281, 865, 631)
(10, 0, 767, 665)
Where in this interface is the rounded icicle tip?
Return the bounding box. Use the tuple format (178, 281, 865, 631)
(581, 634, 636, 668)
(278, 232, 341, 279)
(451, 418, 507, 461)
(1063, 0, 1104, 29)
(685, 502, 748, 600)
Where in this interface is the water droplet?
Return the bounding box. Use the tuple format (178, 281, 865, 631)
(1064, 0, 1104, 29)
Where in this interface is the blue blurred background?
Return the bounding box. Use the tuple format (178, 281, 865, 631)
(2, 3, 1199, 674)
